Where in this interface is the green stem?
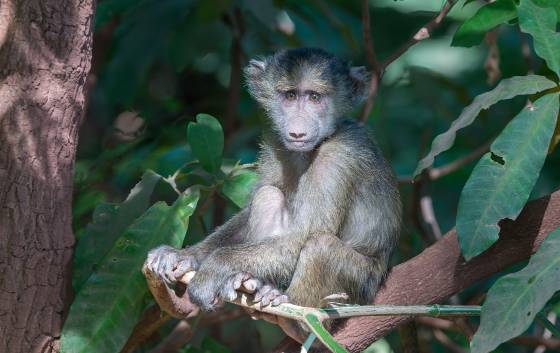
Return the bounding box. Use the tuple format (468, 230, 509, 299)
(301, 333, 317, 352)
(304, 312, 348, 353)
(320, 304, 481, 319)
(536, 312, 560, 338)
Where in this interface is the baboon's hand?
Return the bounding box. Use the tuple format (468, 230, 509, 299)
(144, 245, 199, 287)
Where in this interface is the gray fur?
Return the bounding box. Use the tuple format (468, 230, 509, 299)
(145, 48, 401, 313)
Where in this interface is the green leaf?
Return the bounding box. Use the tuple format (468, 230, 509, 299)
(532, 0, 560, 20)
(470, 227, 560, 353)
(73, 170, 161, 293)
(221, 168, 259, 208)
(456, 93, 559, 260)
(518, 0, 560, 77)
(413, 75, 557, 177)
(187, 114, 224, 174)
(452, 0, 517, 47)
(61, 191, 199, 353)
(304, 313, 348, 353)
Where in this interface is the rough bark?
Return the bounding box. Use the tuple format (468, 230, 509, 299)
(0, 1, 94, 352)
(274, 190, 560, 352)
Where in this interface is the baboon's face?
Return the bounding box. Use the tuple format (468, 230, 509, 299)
(245, 48, 368, 152)
(270, 80, 336, 152)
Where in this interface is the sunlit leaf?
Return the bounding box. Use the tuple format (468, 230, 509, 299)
(61, 191, 199, 353)
(221, 168, 259, 208)
(518, 0, 560, 77)
(187, 114, 224, 174)
(452, 0, 517, 48)
(457, 93, 559, 260)
(414, 75, 557, 177)
(73, 170, 161, 293)
(471, 227, 560, 353)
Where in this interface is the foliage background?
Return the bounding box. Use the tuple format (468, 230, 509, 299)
(69, 0, 560, 352)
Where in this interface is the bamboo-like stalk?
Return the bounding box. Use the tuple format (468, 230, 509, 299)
(230, 291, 480, 353)
(160, 272, 481, 353)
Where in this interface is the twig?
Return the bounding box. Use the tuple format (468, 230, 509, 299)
(417, 316, 473, 340)
(418, 180, 442, 241)
(534, 312, 557, 353)
(147, 308, 245, 353)
(417, 316, 456, 331)
(428, 140, 491, 180)
(536, 312, 560, 338)
(360, 0, 459, 122)
(361, 0, 381, 73)
(514, 336, 560, 350)
(451, 317, 474, 340)
(417, 317, 560, 350)
(399, 139, 490, 185)
(382, 0, 458, 69)
(120, 305, 171, 353)
(359, 0, 382, 122)
(484, 29, 501, 85)
(410, 175, 437, 244)
(148, 320, 194, 353)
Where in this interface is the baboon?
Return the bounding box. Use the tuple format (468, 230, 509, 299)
(145, 48, 401, 322)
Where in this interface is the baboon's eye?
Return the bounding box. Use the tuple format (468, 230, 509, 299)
(309, 92, 322, 103)
(285, 90, 297, 101)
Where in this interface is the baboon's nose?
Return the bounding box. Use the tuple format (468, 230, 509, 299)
(289, 132, 306, 139)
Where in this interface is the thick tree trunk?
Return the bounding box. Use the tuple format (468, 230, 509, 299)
(0, 1, 94, 352)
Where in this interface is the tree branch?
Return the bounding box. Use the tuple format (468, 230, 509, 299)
(360, 0, 459, 122)
(382, 0, 458, 69)
(361, 0, 381, 73)
(428, 140, 491, 180)
(274, 189, 560, 352)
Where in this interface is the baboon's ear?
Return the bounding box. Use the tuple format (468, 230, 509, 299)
(244, 58, 269, 102)
(244, 59, 267, 81)
(245, 59, 266, 76)
(349, 66, 370, 104)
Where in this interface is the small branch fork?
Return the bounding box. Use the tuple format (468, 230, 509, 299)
(360, 0, 459, 122)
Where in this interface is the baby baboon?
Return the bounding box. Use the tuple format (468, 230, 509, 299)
(145, 48, 401, 316)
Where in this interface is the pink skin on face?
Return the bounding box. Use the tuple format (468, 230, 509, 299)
(275, 86, 333, 152)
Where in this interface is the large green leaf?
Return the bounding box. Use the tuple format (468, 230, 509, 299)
(532, 0, 560, 19)
(456, 93, 559, 260)
(73, 170, 161, 292)
(413, 75, 557, 177)
(61, 191, 199, 353)
(221, 168, 259, 208)
(187, 113, 224, 174)
(452, 0, 517, 48)
(470, 227, 560, 353)
(518, 0, 560, 77)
